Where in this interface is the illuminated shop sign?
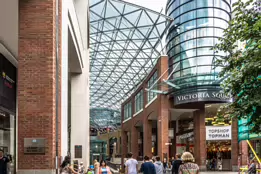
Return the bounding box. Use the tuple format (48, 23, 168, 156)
(174, 90, 231, 105)
(206, 126, 232, 141)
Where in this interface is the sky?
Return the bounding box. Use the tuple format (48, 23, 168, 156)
(125, 0, 168, 14)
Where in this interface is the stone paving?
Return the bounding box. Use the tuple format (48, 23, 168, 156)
(201, 172, 237, 174)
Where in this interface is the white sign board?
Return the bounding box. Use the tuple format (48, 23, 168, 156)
(206, 126, 232, 140)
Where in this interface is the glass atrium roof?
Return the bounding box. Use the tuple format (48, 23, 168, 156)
(90, 0, 173, 110)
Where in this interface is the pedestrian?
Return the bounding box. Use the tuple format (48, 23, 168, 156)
(125, 152, 138, 174)
(0, 150, 9, 174)
(154, 156, 163, 174)
(94, 159, 100, 174)
(178, 152, 199, 174)
(172, 153, 182, 174)
(79, 162, 85, 174)
(140, 156, 156, 174)
(99, 160, 111, 174)
(248, 159, 257, 174)
(162, 158, 169, 174)
(60, 156, 78, 174)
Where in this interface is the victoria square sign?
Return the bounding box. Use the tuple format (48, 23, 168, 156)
(174, 90, 231, 105)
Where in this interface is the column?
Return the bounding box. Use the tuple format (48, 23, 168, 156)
(143, 119, 152, 158)
(157, 94, 170, 160)
(70, 65, 90, 167)
(18, 0, 61, 173)
(117, 131, 121, 155)
(131, 125, 139, 159)
(231, 118, 239, 171)
(169, 121, 176, 158)
(240, 141, 249, 165)
(193, 109, 206, 170)
(121, 131, 128, 166)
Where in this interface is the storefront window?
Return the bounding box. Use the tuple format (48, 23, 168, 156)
(0, 110, 15, 173)
(135, 90, 143, 113)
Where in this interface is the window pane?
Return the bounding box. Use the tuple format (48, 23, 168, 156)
(214, 9, 229, 21)
(197, 8, 213, 18)
(180, 11, 196, 23)
(180, 20, 196, 33)
(214, 18, 228, 29)
(197, 56, 214, 65)
(197, 66, 212, 74)
(197, 0, 213, 7)
(180, 30, 197, 42)
(181, 48, 197, 59)
(197, 47, 214, 55)
(197, 18, 214, 27)
(180, 1, 196, 14)
(197, 28, 214, 38)
(181, 39, 196, 50)
(197, 38, 214, 47)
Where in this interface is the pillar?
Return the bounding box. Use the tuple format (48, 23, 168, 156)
(169, 121, 176, 158)
(18, 0, 61, 173)
(143, 120, 152, 158)
(193, 109, 206, 170)
(121, 131, 128, 166)
(117, 131, 121, 155)
(231, 118, 239, 171)
(70, 65, 90, 167)
(157, 95, 170, 160)
(131, 125, 139, 159)
(240, 140, 249, 165)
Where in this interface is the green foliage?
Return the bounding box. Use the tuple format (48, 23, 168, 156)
(213, 0, 261, 133)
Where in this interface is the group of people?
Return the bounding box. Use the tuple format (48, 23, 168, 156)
(125, 151, 199, 174)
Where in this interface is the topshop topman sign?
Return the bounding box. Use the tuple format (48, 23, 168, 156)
(174, 90, 231, 105)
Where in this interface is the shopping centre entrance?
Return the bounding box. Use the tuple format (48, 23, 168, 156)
(206, 140, 232, 171)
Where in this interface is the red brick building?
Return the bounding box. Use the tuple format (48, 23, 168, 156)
(0, 0, 90, 173)
(121, 56, 249, 171)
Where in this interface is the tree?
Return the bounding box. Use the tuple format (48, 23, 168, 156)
(213, 0, 261, 133)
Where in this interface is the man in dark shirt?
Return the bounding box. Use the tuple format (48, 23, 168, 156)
(0, 150, 9, 174)
(140, 156, 156, 174)
(172, 153, 182, 174)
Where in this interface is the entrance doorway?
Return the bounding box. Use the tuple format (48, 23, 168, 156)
(206, 140, 232, 171)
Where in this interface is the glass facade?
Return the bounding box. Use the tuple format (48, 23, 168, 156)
(147, 71, 158, 102)
(124, 102, 132, 121)
(135, 90, 143, 113)
(166, 0, 231, 90)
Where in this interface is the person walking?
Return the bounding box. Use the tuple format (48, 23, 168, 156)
(248, 159, 257, 174)
(79, 162, 85, 174)
(99, 160, 111, 174)
(140, 156, 156, 174)
(162, 158, 169, 174)
(0, 150, 9, 174)
(125, 152, 138, 174)
(94, 159, 100, 174)
(172, 153, 182, 174)
(60, 156, 78, 174)
(178, 152, 199, 174)
(154, 156, 163, 174)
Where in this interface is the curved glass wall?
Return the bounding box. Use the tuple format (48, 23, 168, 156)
(166, 0, 231, 91)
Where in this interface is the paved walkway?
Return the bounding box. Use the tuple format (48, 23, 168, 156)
(201, 172, 237, 174)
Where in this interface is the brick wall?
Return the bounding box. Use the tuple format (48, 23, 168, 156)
(18, 0, 61, 169)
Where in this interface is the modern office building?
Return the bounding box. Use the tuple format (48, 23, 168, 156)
(0, 0, 90, 173)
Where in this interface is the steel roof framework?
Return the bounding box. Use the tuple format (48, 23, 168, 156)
(89, 0, 172, 129)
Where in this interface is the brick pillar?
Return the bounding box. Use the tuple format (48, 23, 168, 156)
(117, 131, 121, 155)
(143, 120, 152, 158)
(131, 125, 139, 159)
(121, 131, 128, 166)
(240, 140, 249, 166)
(170, 121, 176, 158)
(231, 119, 239, 171)
(157, 95, 169, 160)
(18, 0, 61, 173)
(193, 109, 206, 170)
